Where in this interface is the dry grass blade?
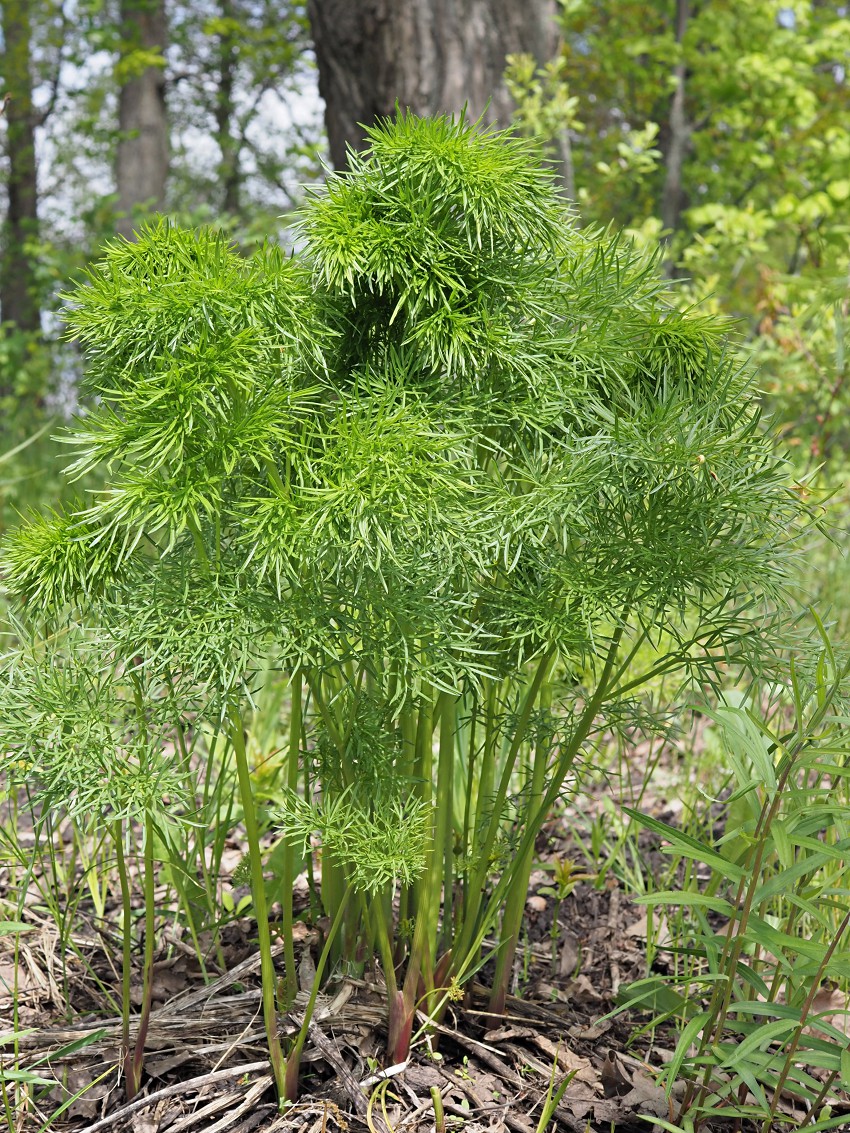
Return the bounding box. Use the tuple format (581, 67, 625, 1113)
(82, 1061, 270, 1133)
(201, 1075, 274, 1133)
(165, 1088, 247, 1133)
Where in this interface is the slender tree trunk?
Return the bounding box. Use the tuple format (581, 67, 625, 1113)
(214, 0, 241, 216)
(660, 0, 689, 261)
(115, 0, 169, 238)
(0, 0, 41, 342)
(308, 0, 558, 169)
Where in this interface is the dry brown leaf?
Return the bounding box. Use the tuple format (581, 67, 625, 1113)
(558, 930, 579, 977)
(568, 973, 603, 1004)
(807, 985, 850, 1040)
(483, 1025, 537, 1042)
(600, 1049, 632, 1098)
(624, 908, 670, 944)
(47, 1068, 112, 1121)
(532, 1034, 598, 1087)
(147, 1050, 195, 1077)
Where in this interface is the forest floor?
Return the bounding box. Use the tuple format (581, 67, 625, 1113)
(3, 759, 847, 1133)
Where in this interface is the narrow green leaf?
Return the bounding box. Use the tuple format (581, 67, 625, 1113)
(668, 1011, 711, 1086)
(633, 891, 733, 915)
(729, 1017, 798, 1062)
(622, 807, 746, 879)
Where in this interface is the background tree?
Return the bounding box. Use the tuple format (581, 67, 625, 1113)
(0, 0, 68, 412)
(307, 0, 559, 168)
(1, 0, 42, 338)
(167, 0, 317, 227)
(0, 0, 320, 455)
(507, 0, 850, 459)
(115, 0, 169, 238)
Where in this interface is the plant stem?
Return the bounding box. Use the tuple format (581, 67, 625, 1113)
(410, 687, 434, 926)
(460, 699, 478, 935)
(455, 623, 625, 985)
(489, 681, 551, 1014)
(229, 703, 288, 1103)
(113, 820, 135, 1101)
(286, 884, 353, 1100)
(762, 906, 850, 1132)
(131, 809, 156, 1094)
(433, 693, 456, 956)
(281, 671, 302, 1006)
(455, 649, 556, 968)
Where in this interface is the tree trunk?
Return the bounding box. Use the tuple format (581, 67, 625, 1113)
(115, 0, 169, 238)
(660, 0, 689, 256)
(308, 0, 558, 169)
(0, 0, 41, 339)
(213, 0, 241, 216)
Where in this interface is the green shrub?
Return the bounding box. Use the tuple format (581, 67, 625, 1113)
(0, 111, 809, 1104)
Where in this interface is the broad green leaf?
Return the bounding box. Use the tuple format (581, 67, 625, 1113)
(0, 1067, 55, 1086)
(840, 1046, 850, 1089)
(770, 818, 793, 870)
(754, 852, 834, 906)
(0, 921, 33, 935)
(729, 1001, 801, 1020)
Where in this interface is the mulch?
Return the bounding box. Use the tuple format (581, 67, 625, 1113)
(4, 876, 678, 1133)
(3, 768, 848, 1132)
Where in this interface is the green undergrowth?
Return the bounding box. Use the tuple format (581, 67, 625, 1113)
(600, 619, 850, 1131)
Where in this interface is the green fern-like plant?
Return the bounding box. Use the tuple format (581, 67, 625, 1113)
(0, 111, 810, 1104)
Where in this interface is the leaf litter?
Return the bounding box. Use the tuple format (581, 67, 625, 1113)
(2, 755, 849, 1133)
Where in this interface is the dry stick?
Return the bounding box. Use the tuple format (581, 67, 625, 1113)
(166, 1089, 244, 1133)
(159, 943, 285, 1016)
(285, 885, 353, 1100)
(203, 1075, 275, 1133)
(307, 1024, 368, 1115)
(82, 1061, 270, 1133)
(5, 945, 286, 1054)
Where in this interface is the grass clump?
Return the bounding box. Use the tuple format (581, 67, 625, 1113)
(0, 111, 812, 1106)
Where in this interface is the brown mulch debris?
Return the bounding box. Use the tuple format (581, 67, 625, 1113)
(0, 878, 697, 1133)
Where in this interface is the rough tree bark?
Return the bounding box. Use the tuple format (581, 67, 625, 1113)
(0, 0, 41, 338)
(116, 0, 169, 238)
(308, 0, 558, 169)
(213, 0, 241, 216)
(660, 0, 690, 252)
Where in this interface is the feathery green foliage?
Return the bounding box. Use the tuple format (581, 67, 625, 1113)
(0, 111, 811, 1103)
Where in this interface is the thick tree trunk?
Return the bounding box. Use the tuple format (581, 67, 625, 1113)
(308, 0, 558, 169)
(660, 0, 689, 249)
(0, 0, 41, 339)
(116, 0, 169, 238)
